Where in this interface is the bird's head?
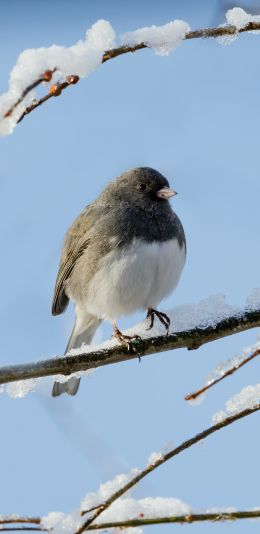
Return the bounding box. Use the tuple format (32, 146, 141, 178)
(104, 167, 177, 207)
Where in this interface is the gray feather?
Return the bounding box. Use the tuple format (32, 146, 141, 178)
(52, 314, 101, 397)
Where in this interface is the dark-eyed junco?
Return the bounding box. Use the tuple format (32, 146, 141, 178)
(52, 167, 186, 396)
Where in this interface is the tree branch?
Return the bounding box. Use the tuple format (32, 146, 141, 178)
(89, 509, 260, 529)
(4, 70, 55, 118)
(78, 403, 260, 531)
(0, 519, 41, 525)
(1, 405, 259, 532)
(4, 20, 260, 125)
(185, 347, 260, 401)
(2, 510, 260, 531)
(0, 529, 45, 532)
(16, 75, 79, 124)
(0, 518, 45, 532)
(0, 307, 259, 387)
(102, 20, 260, 62)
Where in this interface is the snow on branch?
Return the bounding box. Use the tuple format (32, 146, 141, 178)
(213, 383, 260, 423)
(77, 403, 260, 531)
(1, 7, 260, 135)
(2, 510, 260, 532)
(1, 403, 259, 533)
(185, 341, 260, 402)
(0, 295, 259, 394)
(76, 510, 260, 529)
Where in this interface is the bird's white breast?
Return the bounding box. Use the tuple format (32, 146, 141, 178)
(83, 238, 185, 321)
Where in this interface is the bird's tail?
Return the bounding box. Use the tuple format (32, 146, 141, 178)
(52, 314, 101, 397)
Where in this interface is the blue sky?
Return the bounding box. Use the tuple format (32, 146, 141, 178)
(0, 1, 260, 532)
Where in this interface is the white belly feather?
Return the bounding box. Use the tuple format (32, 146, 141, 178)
(82, 238, 185, 321)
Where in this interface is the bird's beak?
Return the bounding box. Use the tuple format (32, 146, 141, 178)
(156, 187, 177, 200)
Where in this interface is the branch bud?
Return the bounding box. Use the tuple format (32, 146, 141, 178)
(66, 75, 80, 85)
(49, 84, 62, 96)
(42, 70, 53, 82)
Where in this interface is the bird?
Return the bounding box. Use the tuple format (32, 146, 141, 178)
(51, 167, 186, 396)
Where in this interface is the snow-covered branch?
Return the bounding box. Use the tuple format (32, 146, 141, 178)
(81, 510, 260, 529)
(1, 7, 260, 135)
(2, 510, 260, 531)
(14, 19, 260, 125)
(0, 300, 259, 390)
(2, 403, 259, 533)
(77, 403, 260, 531)
(185, 344, 260, 401)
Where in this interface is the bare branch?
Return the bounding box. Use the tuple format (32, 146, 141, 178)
(0, 307, 259, 387)
(0, 529, 46, 532)
(0, 518, 45, 531)
(185, 347, 260, 401)
(4, 20, 260, 125)
(0, 519, 41, 526)
(78, 403, 260, 531)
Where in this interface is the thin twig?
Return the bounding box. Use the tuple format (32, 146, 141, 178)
(185, 348, 260, 401)
(0, 518, 45, 532)
(0, 528, 46, 532)
(89, 509, 260, 528)
(7, 20, 260, 125)
(77, 403, 260, 532)
(16, 93, 53, 124)
(4, 70, 56, 118)
(0, 520, 41, 526)
(17, 75, 79, 123)
(0, 307, 259, 387)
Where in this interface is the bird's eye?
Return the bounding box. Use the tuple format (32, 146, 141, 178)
(138, 183, 147, 191)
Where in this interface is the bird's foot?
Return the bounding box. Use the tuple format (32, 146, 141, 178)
(146, 308, 170, 335)
(112, 323, 141, 353)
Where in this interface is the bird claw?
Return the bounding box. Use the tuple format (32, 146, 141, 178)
(112, 325, 141, 353)
(146, 308, 171, 335)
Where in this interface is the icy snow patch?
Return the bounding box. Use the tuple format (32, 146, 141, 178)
(147, 451, 163, 466)
(6, 378, 37, 399)
(42, 512, 66, 531)
(217, 7, 260, 46)
(42, 509, 81, 534)
(187, 392, 206, 406)
(212, 383, 260, 424)
(216, 27, 238, 46)
(207, 506, 237, 514)
(122, 20, 190, 56)
(226, 7, 260, 30)
(96, 496, 191, 523)
(168, 294, 239, 333)
(246, 288, 260, 311)
(43, 496, 191, 534)
(80, 469, 140, 512)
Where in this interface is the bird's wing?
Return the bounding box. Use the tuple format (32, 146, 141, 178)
(52, 205, 98, 316)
